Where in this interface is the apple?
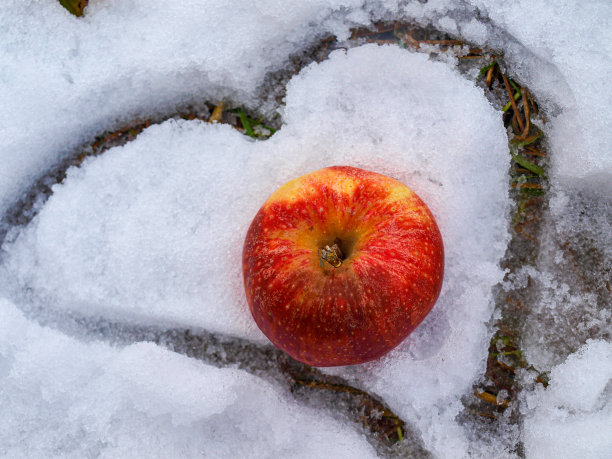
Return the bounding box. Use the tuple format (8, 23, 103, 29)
(242, 166, 444, 367)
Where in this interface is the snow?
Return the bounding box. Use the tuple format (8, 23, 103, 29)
(522, 340, 612, 459)
(0, 0, 610, 457)
(0, 0, 375, 219)
(0, 297, 377, 458)
(279, 45, 510, 455)
(1, 121, 264, 339)
(1, 45, 510, 349)
(471, 0, 612, 182)
(2, 43, 510, 455)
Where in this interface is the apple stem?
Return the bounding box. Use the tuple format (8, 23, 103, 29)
(319, 243, 343, 268)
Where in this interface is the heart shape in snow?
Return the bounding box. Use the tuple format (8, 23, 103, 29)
(1, 45, 509, 426)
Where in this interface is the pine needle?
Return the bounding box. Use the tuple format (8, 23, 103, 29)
(209, 102, 224, 123)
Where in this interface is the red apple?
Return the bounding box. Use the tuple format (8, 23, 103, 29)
(242, 166, 444, 367)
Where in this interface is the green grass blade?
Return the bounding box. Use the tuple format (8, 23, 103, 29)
(512, 154, 546, 177)
(236, 108, 255, 138)
(246, 116, 277, 134)
(509, 78, 520, 92)
(478, 61, 496, 79)
(511, 131, 543, 147)
(502, 90, 522, 112)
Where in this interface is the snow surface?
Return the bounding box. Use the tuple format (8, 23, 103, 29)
(0, 0, 610, 458)
(523, 340, 612, 459)
(0, 297, 377, 458)
(471, 0, 612, 182)
(1, 43, 510, 456)
(0, 0, 378, 218)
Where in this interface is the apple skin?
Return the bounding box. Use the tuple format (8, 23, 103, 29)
(242, 166, 444, 367)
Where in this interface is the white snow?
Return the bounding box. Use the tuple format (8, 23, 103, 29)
(470, 0, 612, 182)
(522, 340, 612, 459)
(2, 43, 510, 455)
(278, 45, 510, 456)
(1, 44, 510, 349)
(0, 297, 377, 458)
(0, 0, 610, 457)
(0, 0, 377, 219)
(1, 121, 265, 339)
